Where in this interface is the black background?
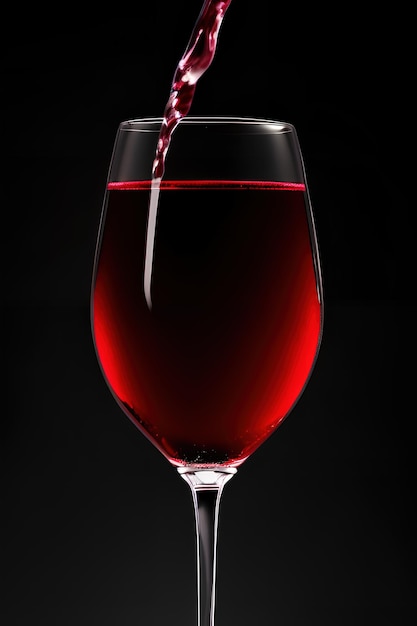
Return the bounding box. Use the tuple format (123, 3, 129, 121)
(2, 2, 415, 625)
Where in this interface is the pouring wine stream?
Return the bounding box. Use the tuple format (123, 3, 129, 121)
(144, 0, 232, 309)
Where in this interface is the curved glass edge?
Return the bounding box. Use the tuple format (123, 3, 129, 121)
(119, 116, 294, 134)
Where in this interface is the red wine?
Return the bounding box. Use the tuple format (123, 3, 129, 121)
(152, 0, 232, 180)
(92, 181, 322, 467)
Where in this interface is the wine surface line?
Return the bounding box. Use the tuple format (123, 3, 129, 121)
(108, 180, 306, 191)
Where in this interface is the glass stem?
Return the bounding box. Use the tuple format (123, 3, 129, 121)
(178, 468, 237, 626)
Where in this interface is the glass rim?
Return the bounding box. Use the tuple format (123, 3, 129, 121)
(120, 116, 294, 134)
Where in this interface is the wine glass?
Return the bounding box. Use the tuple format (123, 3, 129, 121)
(91, 116, 323, 625)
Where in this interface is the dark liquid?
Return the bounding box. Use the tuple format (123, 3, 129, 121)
(92, 182, 322, 467)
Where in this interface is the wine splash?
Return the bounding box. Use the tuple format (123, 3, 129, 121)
(144, 0, 232, 309)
